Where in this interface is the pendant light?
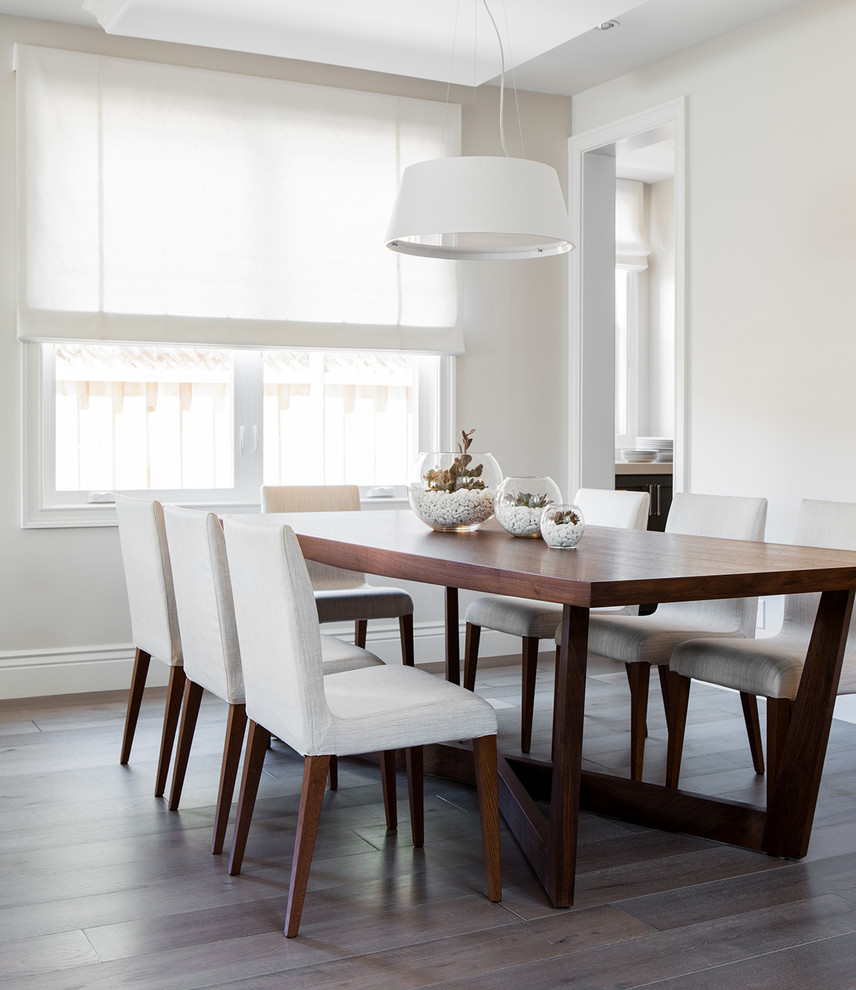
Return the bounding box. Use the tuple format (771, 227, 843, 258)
(385, 0, 573, 261)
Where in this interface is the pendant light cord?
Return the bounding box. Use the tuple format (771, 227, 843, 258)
(480, 0, 510, 157)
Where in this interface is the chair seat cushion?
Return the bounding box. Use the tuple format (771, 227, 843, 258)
(314, 585, 413, 624)
(320, 634, 384, 674)
(578, 613, 750, 666)
(465, 595, 562, 640)
(670, 637, 805, 698)
(671, 635, 856, 699)
(313, 665, 498, 756)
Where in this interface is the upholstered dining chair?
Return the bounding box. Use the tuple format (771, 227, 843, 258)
(223, 514, 501, 937)
(463, 487, 651, 752)
(563, 492, 768, 781)
(666, 498, 856, 801)
(115, 495, 184, 797)
(163, 505, 387, 852)
(260, 485, 415, 665)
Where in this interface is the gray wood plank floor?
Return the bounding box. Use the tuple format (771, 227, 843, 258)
(3, 652, 856, 989)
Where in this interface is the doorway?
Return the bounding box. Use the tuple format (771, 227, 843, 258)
(566, 98, 686, 499)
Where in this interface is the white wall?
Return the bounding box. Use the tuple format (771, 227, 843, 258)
(572, 0, 856, 547)
(0, 14, 571, 698)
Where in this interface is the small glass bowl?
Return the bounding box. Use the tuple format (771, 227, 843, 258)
(540, 503, 585, 549)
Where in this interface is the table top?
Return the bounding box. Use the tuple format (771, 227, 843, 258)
(259, 509, 856, 609)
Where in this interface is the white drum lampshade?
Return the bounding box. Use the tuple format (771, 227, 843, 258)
(385, 156, 574, 261)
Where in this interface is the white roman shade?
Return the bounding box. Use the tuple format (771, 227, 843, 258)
(615, 178, 650, 271)
(14, 44, 463, 354)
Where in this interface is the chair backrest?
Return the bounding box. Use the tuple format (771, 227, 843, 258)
(163, 506, 244, 705)
(659, 492, 768, 636)
(223, 516, 332, 753)
(115, 495, 182, 666)
(574, 488, 650, 530)
(260, 485, 365, 591)
(783, 499, 856, 646)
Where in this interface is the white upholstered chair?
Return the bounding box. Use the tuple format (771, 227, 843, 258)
(223, 514, 501, 937)
(463, 487, 651, 752)
(115, 495, 184, 797)
(565, 492, 768, 781)
(666, 498, 856, 800)
(260, 485, 415, 664)
(163, 506, 386, 852)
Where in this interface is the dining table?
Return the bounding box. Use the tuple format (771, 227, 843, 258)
(265, 507, 856, 908)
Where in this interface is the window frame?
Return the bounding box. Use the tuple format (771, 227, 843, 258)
(21, 342, 453, 528)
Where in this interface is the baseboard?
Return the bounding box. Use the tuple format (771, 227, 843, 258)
(0, 624, 535, 700)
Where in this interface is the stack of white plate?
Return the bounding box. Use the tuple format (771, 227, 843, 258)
(621, 449, 657, 463)
(637, 437, 674, 463)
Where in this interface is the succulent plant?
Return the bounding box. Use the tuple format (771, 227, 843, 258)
(551, 508, 582, 526)
(423, 429, 486, 492)
(502, 491, 553, 509)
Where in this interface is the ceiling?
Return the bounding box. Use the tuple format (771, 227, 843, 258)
(0, 0, 807, 96)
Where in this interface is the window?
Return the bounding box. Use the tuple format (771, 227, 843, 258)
(614, 179, 650, 451)
(26, 342, 449, 526)
(15, 46, 459, 526)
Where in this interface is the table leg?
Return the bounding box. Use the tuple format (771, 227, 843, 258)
(445, 586, 460, 684)
(764, 587, 854, 858)
(546, 603, 589, 906)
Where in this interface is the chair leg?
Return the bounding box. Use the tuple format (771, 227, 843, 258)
(463, 622, 481, 691)
(664, 671, 691, 789)
(328, 755, 338, 791)
(380, 750, 397, 830)
(625, 663, 648, 737)
(740, 692, 766, 775)
(626, 662, 651, 781)
(520, 637, 540, 754)
(399, 613, 415, 666)
(405, 746, 424, 848)
(155, 665, 186, 798)
(766, 697, 793, 806)
(284, 755, 331, 938)
(211, 702, 248, 855)
(472, 735, 501, 903)
(168, 679, 204, 811)
(120, 648, 151, 764)
(355, 619, 368, 649)
(228, 720, 271, 877)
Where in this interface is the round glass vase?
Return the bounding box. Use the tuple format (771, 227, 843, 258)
(540, 503, 586, 549)
(495, 476, 562, 538)
(409, 451, 502, 533)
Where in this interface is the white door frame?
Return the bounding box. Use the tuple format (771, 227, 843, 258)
(567, 97, 687, 499)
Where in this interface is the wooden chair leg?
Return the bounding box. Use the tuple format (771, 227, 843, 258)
(472, 734, 501, 903)
(168, 679, 204, 811)
(405, 746, 424, 848)
(355, 619, 368, 649)
(463, 622, 481, 692)
(328, 755, 338, 791)
(626, 662, 651, 781)
(740, 692, 766, 775)
(664, 670, 691, 789)
(120, 648, 151, 765)
(228, 720, 271, 877)
(211, 702, 248, 855)
(520, 637, 540, 754)
(766, 697, 793, 807)
(399, 613, 415, 666)
(380, 750, 397, 830)
(285, 755, 331, 938)
(155, 665, 186, 798)
(626, 662, 648, 737)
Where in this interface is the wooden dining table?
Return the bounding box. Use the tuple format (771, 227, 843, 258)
(266, 507, 856, 908)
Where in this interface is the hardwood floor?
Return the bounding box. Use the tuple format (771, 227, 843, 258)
(4, 652, 856, 989)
